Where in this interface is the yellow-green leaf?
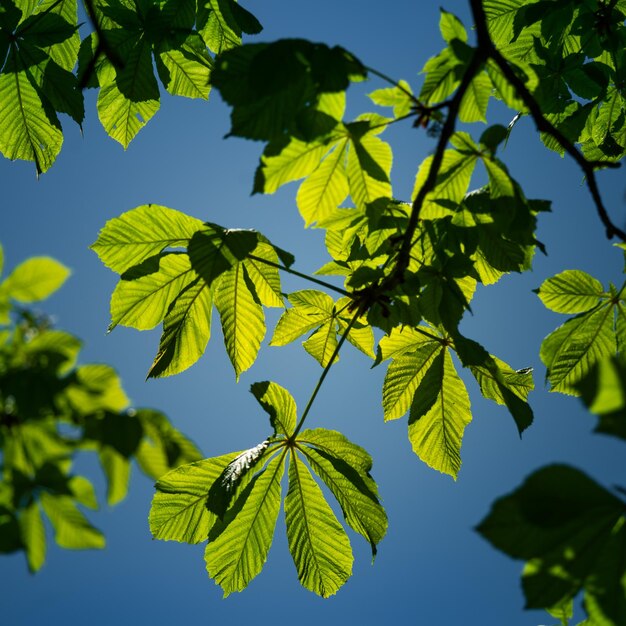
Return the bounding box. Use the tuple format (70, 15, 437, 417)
(205, 453, 285, 596)
(214, 262, 265, 379)
(408, 350, 472, 478)
(91, 204, 203, 274)
(285, 452, 353, 597)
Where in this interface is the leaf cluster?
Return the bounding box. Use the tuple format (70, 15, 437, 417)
(0, 243, 202, 572)
(149, 381, 387, 597)
(0, 0, 261, 173)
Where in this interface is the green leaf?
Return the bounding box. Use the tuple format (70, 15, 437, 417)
(576, 357, 626, 442)
(150, 452, 241, 544)
(96, 38, 160, 148)
(477, 465, 626, 620)
(65, 364, 129, 414)
(244, 242, 283, 308)
(211, 40, 365, 142)
(408, 349, 472, 478)
(250, 381, 296, 437)
(199, 0, 261, 54)
(382, 340, 443, 420)
(148, 277, 213, 378)
(205, 452, 285, 596)
(413, 147, 478, 219)
(109, 253, 196, 331)
(254, 136, 329, 195)
(214, 262, 265, 380)
(459, 72, 491, 123)
(156, 34, 213, 99)
(377, 325, 440, 362)
(0, 54, 63, 174)
(3, 257, 70, 302)
(19, 501, 46, 572)
(40, 492, 105, 550)
(454, 334, 534, 435)
(91, 204, 203, 274)
(296, 137, 349, 226)
(68, 476, 98, 510)
(271, 290, 373, 365)
(419, 47, 461, 105)
(298, 428, 387, 556)
(368, 80, 414, 118)
(536, 270, 605, 314)
(440, 9, 468, 43)
(346, 127, 392, 211)
(285, 451, 353, 597)
(540, 304, 616, 395)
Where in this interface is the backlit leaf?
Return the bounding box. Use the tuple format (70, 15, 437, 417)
(91, 204, 203, 275)
(214, 262, 265, 380)
(299, 428, 387, 555)
(408, 350, 472, 478)
(205, 453, 285, 596)
(285, 452, 353, 597)
(536, 270, 605, 314)
(541, 304, 616, 395)
(150, 452, 241, 544)
(19, 502, 46, 572)
(250, 381, 297, 437)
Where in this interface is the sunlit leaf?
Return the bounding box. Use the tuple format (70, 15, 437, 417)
(214, 262, 265, 380)
(150, 452, 241, 544)
(91, 204, 203, 275)
(205, 453, 285, 596)
(19, 502, 46, 572)
(285, 452, 353, 597)
(536, 270, 605, 314)
(541, 304, 616, 395)
(298, 428, 387, 555)
(408, 349, 472, 478)
(250, 381, 297, 437)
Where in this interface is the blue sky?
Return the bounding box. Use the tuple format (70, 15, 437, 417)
(2, 1, 625, 624)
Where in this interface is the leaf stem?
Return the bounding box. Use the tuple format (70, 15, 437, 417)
(363, 65, 419, 103)
(247, 254, 350, 297)
(292, 310, 361, 438)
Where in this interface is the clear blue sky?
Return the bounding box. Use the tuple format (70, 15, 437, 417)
(2, 2, 625, 624)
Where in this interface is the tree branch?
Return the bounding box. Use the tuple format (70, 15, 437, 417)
(388, 47, 487, 285)
(468, 0, 626, 242)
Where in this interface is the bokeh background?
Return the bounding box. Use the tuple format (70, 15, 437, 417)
(1, 1, 624, 624)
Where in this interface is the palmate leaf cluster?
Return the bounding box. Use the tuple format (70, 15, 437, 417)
(149, 381, 387, 597)
(0, 0, 260, 174)
(0, 243, 202, 572)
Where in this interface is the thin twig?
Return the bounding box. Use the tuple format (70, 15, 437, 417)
(364, 65, 420, 103)
(79, 0, 125, 89)
(292, 310, 361, 438)
(247, 254, 350, 297)
(468, 0, 626, 242)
